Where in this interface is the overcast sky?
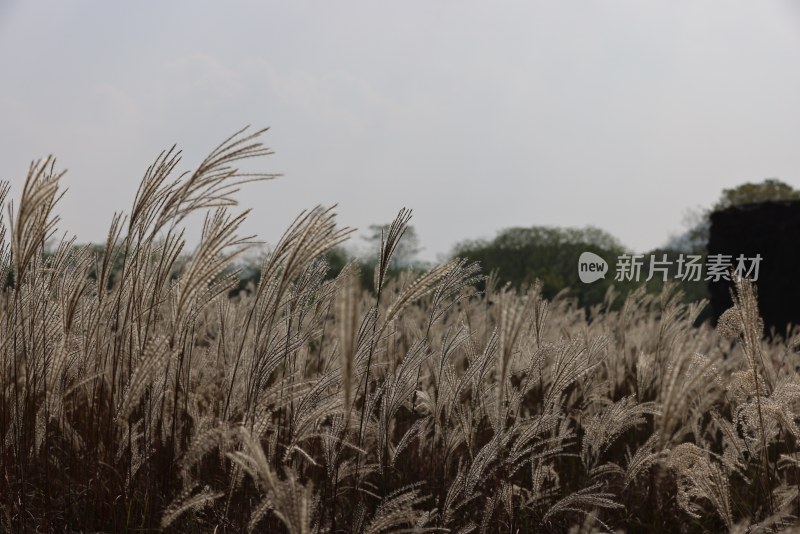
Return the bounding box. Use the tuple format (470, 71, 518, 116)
(2, 1, 800, 261)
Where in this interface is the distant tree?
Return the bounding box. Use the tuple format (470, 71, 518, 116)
(667, 178, 800, 255)
(452, 225, 631, 309)
(714, 178, 800, 210)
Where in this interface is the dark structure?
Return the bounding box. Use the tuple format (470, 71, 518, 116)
(708, 200, 800, 338)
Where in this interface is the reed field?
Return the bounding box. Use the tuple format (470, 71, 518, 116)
(3, 128, 800, 533)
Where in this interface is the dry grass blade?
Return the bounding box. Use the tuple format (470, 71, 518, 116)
(373, 207, 412, 294)
(9, 157, 65, 282)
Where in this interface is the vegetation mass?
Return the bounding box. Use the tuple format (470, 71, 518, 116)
(2, 129, 800, 533)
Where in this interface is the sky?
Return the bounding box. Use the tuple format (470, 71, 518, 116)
(1, 1, 800, 261)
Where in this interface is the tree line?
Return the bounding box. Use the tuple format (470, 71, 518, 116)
(42, 178, 800, 320)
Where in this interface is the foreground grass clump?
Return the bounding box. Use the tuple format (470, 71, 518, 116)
(2, 128, 800, 533)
